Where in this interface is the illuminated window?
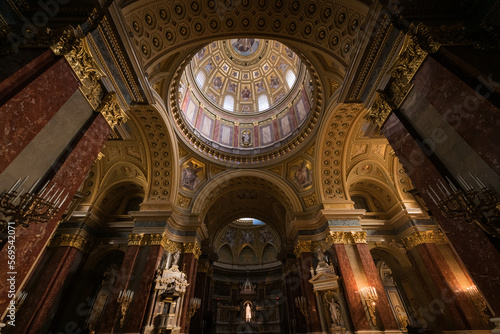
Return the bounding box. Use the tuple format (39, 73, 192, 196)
(223, 95, 234, 111)
(285, 70, 296, 88)
(258, 94, 269, 111)
(196, 71, 206, 87)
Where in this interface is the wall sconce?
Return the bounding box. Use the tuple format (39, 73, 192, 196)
(465, 285, 489, 324)
(117, 289, 134, 328)
(0, 177, 68, 236)
(187, 297, 201, 320)
(427, 173, 499, 238)
(360, 286, 378, 325)
(295, 296, 309, 320)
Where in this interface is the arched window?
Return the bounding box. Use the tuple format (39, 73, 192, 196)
(285, 70, 296, 88)
(196, 71, 206, 87)
(223, 95, 234, 111)
(258, 94, 269, 111)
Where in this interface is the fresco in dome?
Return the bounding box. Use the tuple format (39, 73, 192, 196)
(228, 81, 237, 93)
(269, 76, 280, 90)
(231, 38, 260, 56)
(213, 76, 223, 90)
(241, 86, 251, 100)
(255, 81, 265, 93)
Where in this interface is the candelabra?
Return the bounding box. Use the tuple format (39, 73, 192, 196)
(465, 285, 489, 324)
(0, 177, 68, 235)
(14, 291, 28, 312)
(294, 296, 309, 320)
(360, 286, 378, 325)
(427, 173, 500, 238)
(117, 289, 134, 328)
(187, 297, 201, 320)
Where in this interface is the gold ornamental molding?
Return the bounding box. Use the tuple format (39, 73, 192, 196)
(402, 231, 447, 251)
(183, 242, 202, 260)
(48, 234, 93, 254)
(51, 27, 128, 128)
(366, 23, 440, 127)
(294, 240, 313, 258)
(128, 233, 181, 253)
(51, 27, 104, 110)
(97, 92, 128, 128)
(326, 231, 367, 245)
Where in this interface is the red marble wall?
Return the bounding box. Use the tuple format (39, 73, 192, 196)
(382, 112, 500, 316)
(333, 244, 370, 330)
(0, 113, 110, 315)
(0, 50, 80, 173)
(356, 244, 399, 330)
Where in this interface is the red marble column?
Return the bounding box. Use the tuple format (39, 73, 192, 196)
(423, 244, 486, 329)
(296, 252, 322, 333)
(382, 112, 500, 316)
(0, 50, 80, 173)
(409, 244, 467, 329)
(125, 245, 164, 332)
(356, 243, 399, 330)
(180, 252, 198, 333)
(411, 55, 500, 176)
(333, 244, 370, 330)
(98, 244, 140, 332)
(0, 113, 110, 314)
(10, 246, 86, 333)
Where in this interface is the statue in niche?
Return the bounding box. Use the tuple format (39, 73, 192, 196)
(245, 303, 252, 322)
(293, 160, 312, 189)
(326, 297, 344, 326)
(241, 130, 252, 147)
(172, 250, 180, 267)
(181, 161, 203, 190)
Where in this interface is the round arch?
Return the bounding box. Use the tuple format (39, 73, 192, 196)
(191, 169, 303, 218)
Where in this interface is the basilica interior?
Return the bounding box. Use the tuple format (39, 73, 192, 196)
(0, 0, 499, 333)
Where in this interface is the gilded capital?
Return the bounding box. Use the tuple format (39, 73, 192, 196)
(365, 91, 394, 127)
(294, 240, 312, 257)
(328, 231, 348, 244)
(402, 231, 447, 250)
(350, 231, 367, 244)
(183, 242, 202, 259)
(51, 28, 104, 110)
(49, 234, 92, 253)
(97, 92, 128, 128)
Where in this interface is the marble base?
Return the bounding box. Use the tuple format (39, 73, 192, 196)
(491, 318, 500, 334)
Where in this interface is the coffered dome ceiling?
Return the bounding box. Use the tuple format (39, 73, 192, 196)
(174, 38, 321, 164)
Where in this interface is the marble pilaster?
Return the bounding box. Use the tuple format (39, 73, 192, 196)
(356, 243, 399, 330)
(333, 244, 370, 331)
